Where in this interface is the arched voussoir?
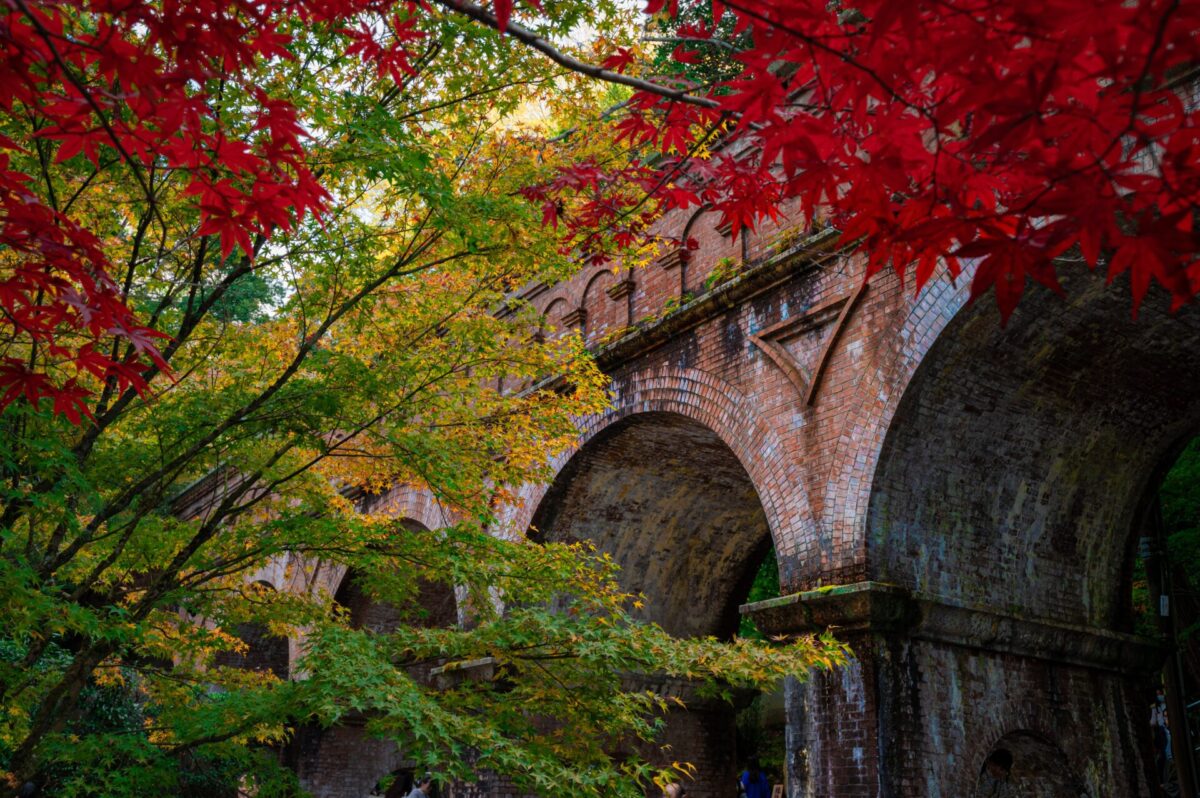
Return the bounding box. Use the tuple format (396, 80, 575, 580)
(497, 364, 816, 574)
(820, 267, 972, 564)
(299, 483, 458, 602)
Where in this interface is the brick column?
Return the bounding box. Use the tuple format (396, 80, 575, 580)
(624, 674, 754, 798)
(744, 583, 1163, 797)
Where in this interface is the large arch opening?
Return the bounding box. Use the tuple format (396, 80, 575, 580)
(1132, 437, 1200, 795)
(530, 411, 778, 797)
(531, 411, 773, 639)
(867, 272, 1200, 795)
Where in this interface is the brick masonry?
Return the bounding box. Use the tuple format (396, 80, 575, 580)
(258, 199, 1200, 795)
(488, 202, 1200, 796)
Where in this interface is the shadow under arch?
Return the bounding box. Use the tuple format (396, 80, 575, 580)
(291, 518, 458, 798)
(975, 730, 1088, 798)
(867, 271, 1200, 628)
(499, 365, 815, 585)
(525, 410, 777, 798)
(865, 271, 1200, 795)
(213, 580, 290, 680)
(332, 518, 458, 633)
(530, 410, 773, 640)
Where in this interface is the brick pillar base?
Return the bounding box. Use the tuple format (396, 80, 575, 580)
(439, 708, 738, 798)
(746, 582, 1163, 798)
(656, 706, 739, 798)
(622, 673, 752, 798)
(290, 719, 408, 798)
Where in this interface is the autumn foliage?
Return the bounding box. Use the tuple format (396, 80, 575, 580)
(0, 0, 847, 794)
(530, 0, 1200, 320)
(0, 0, 333, 418)
(0, 0, 1197, 793)
(2, 0, 1198, 421)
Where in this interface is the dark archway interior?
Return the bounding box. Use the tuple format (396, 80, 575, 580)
(530, 411, 772, 639)
(333, 519, 458, 633)
(975, 731, 1085, 797)
(527, 413, 776, 798)
(868, 273, 1200, 630)
(213, 583, 290, 679)
(212, 620, 290, 679)
(293, 522, 458, 798)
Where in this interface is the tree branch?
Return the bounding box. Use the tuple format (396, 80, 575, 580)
(431, 0, 720, 110)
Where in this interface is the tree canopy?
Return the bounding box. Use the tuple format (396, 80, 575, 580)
(0, 0, 1197, 795)
(527, 0, 1200, 319)
(0, 1, 845, 794)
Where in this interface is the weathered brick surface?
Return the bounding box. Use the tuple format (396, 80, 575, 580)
(871, 637, 1152, 797)
(867, 272, 1200, 629)
(530, 411, 771, 638)
(234, 199, 1200, 794)
(291, 721, 409, 798)
(493, 200, 1200, 795)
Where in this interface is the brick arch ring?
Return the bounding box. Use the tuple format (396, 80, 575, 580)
(302, 484, 459, 600)
(823, 271, 970, 551)
(495, 364, 817, 561)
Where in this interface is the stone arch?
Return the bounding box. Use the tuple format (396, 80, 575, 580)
(361, 482, 456, 530)
(973, 730, 1088, 797)
(330, 520, 458, 634)
(580, 267, 618, 344)
(499, 365, 814, 572)
(507, 366, 807, 798)
(581, 267, 615, 306)
(541, 297, 568, 337)
(213, 580, 290, 680)
(295, 513, 458, 798)
(842, 270, 1200, 796)
(529, 410, 772, 639)
(865, 271, 1200, 627)
(679, 206, 741, 296)
(306, 483, 458, 601)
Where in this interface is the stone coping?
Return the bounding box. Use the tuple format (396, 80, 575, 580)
(517, 226, 841, 396)
(741, 581, 1163, 676)
(591, 227, 842, 370)
(619, 672, 759, 712)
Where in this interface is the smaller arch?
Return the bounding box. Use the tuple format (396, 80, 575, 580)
(974, 730, 1089, 797)
(529, 410, 773, 639)
(541, 297, 569, 336)
(331, 519, 458, 633)
(581, 268, 618, 343)
(307, 486, 459, 601)
(581, 267, 616, 306)
(334, 569, 404, 634)
(679, 205, 709, 244)
(213, 581, 290, 680)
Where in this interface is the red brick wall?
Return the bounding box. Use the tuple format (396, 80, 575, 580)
(499, 199, 1197, 795)
(269, 193, 1200, 794)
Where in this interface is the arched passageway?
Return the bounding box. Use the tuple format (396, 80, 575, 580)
(862, 273, 1200, 795)
(213, 582, 290, 680)
(530, 411, 776, 797)
(295, 520, 458, 798)
(974, 731, 1086, 797)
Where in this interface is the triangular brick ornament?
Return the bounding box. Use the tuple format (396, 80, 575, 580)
(750, 280, 867, 405)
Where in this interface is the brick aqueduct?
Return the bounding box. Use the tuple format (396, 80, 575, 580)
(230, 196, 1200, 797)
